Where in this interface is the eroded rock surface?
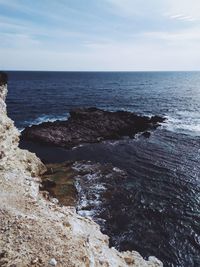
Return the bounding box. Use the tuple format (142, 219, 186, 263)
(21, 107, 165, 148)
(41, 160, 130, 229)
(41, 161, 78, 206)
(0, 72, 163, 266)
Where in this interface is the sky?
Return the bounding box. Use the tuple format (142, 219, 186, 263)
(0, 0, 200, 71)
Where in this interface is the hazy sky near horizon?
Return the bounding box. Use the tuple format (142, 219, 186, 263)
(0, 0, 200, 71)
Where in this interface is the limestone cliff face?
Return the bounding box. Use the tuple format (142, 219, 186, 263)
(0, 73, 46, 175)
(0, 73, 163, 267)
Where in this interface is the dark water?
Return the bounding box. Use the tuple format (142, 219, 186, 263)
(6, 71, 200, 267)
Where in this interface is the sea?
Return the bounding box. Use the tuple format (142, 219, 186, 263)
(6, 71, 200, 267)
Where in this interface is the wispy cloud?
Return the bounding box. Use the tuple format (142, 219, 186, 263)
(164, 0, 200, 23)
(107, 0, 200, 22)
(167, 14, 197, 22)
(0, 0, 200, 70)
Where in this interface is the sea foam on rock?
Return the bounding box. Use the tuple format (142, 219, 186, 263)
(0, 72, 163, 266)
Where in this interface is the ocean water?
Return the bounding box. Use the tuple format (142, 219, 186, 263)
(6, 71, 200, 267)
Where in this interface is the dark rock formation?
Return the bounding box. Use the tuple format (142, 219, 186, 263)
(0, 72, 8, 86)
(21, 108, 165, 148)
(141, 131, 151, 138)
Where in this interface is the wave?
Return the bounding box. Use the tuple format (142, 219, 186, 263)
(165, 113, 200, 136)
(19, 113, 69, 132)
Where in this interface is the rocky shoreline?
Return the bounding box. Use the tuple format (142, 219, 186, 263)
(21, 107, 165, 149)
(0, 72, 163, 266)
(40, 161, 129, 225)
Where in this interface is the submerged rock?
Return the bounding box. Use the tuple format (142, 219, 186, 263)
(41, 160, 129, 222)
(141, 131, 151, 138)
(21, 107, 165, 148)
(41, 162, 77, 206)
(40, 160, 129, 214)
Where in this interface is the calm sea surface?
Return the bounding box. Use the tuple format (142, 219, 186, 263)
(6, 71, 200, 267)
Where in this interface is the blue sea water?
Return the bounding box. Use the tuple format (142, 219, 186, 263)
(6, 71, 200, 267)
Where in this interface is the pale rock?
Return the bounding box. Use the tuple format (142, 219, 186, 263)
(50, 197, 59, 204)
(49, 258, 57, 266)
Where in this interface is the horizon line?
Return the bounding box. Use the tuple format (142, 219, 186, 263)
(2, 69, 200, 73)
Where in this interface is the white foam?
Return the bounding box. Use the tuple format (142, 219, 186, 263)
(19, 113, 69, 131)
(113, 167, 125, 174)
(165, 113, 200, 136)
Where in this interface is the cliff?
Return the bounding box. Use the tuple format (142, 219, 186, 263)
(0, 73, 163, 267)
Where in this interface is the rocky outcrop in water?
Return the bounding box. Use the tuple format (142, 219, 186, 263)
(0, 72, 162, 266)
(21, 107, 165, 148)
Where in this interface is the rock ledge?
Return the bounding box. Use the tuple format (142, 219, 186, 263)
(21, 107, 165, 148)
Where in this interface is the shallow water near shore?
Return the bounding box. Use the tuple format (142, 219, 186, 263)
(7, 71, 200, 267)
